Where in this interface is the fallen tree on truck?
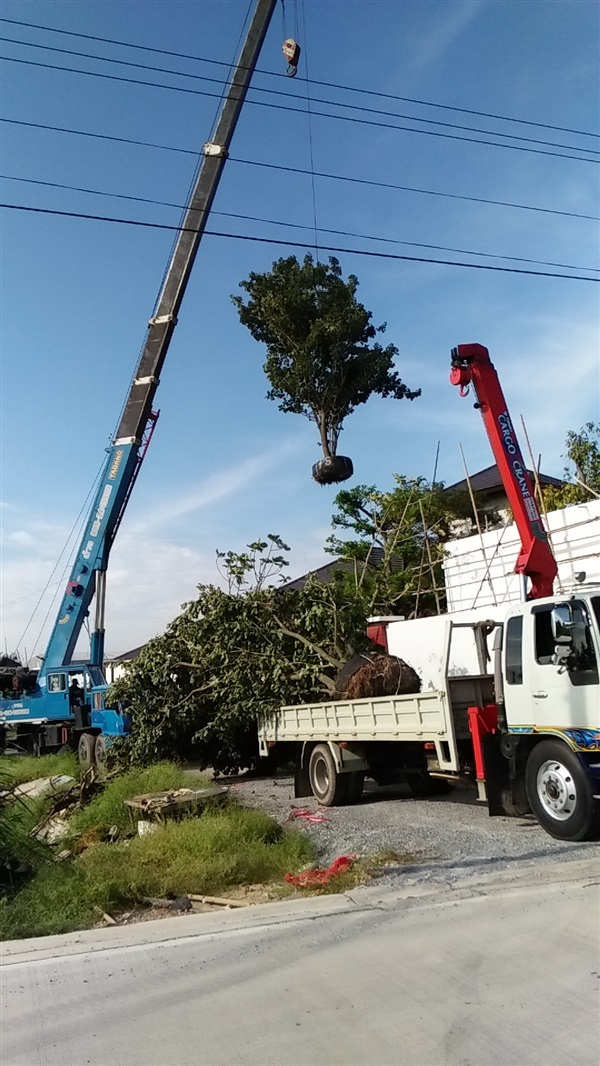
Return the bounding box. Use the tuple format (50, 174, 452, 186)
(110, 539, 373, 772)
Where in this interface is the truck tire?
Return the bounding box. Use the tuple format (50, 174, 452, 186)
(78, 732, 96, 770)
(308, 744, 348, 806)
(525, 739, 600, 842)
(95, 734, 109, 775)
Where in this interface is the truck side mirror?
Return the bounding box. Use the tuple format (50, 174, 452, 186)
(551, 604, 574, 644)
(551, 604, 574, 667)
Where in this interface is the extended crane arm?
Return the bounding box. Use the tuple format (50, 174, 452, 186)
(450, 343, 557, 599)
(41, 0, 277, 671)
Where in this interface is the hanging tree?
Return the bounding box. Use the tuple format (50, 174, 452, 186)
(232, 255, 421, 484)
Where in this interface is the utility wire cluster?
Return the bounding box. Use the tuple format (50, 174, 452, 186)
(1, 15, 598, 283)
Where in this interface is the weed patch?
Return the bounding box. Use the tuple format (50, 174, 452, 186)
(1, 804, 314, 940)
(69, 762, 206, 837)
(0, 753, 78, 786)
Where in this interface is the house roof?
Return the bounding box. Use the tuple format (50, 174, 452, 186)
(105, 645, 145, 664)
(444, 463, 563, 494)
(280, 546, 404, 592)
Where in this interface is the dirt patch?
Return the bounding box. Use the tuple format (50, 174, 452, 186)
(98, 882, 291, 927)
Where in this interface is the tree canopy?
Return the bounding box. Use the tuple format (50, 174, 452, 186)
(326, 477, 472, 617)
(232, 255, 420, 466)
(544, 422, 600, 510)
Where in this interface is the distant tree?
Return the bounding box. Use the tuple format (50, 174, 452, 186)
(232, 255, 420, 483)
(544, 422, 600, 510)
(326, 476, 472, 617)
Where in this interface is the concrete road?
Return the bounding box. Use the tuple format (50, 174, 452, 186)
(2, 859, 599, 1066)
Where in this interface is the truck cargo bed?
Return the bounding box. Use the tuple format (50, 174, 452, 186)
(260, 690, 449, 744)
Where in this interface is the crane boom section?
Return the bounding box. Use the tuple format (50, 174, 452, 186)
(450, 343, 557, 599)
(116, 0, 276, 445)
(37, 0, 277, 675)
(42, 442, 139, 668)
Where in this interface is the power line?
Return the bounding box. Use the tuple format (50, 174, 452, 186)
(3, 117, 597, 222)
(1, 54, 598, 165)
(2, 202, 598, 282)
(1, 15, 597, 140)
(2, 172, 597, 274)
(2, 35, 597, 157)
(234, 157, 600, 222)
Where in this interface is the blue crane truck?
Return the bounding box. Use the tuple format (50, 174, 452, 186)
(0, 0, 277, 768)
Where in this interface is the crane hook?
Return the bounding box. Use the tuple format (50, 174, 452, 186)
(282, 38, 301, 77)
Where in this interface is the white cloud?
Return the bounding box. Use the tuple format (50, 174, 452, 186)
(5, 530, 35, 546)
(131, 437, 303, 531)
(405, 1, 482, 78)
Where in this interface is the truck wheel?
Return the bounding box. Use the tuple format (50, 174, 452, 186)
(94, 735, 109, 775)
(308, 744, 348, 806)
(525, 739, 600, 842)
(78, 732, 96, 770)
(346, 772, 365, 804)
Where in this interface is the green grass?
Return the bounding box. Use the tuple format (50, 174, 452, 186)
(0, 753, 79, 786)
(0, 805, 314, 941)
(69, 761, 207, 837)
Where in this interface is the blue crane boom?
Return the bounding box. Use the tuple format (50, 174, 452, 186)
(1, 0, 277, 762)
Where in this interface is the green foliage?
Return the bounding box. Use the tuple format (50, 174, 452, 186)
(216, 533, 290, 592)
(111, 539, 370, 770)
(0, 806, 314, 940)
(0, 862, 96, 940)
(80, 807, 313, 899)
(233, 255, 420, 459)
(0, 753, 78, 787)
(69, 762, 204, 837)
(544, 422, 600, 510)
(0, 774, 52, 883)
(326, 476, 472, 617)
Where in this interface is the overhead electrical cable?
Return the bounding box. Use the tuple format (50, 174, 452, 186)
(14, 459, 106, 657)
(3, 173, 597, 273)
(233, 157, 600, 221)
(1, 15, 597, 140)
(299, 0, 320, 258)
(1, 35, 596, 156)
(1, 203, 597, 282)
(1, 54, 597, 164)
(2, 118, 597, 222)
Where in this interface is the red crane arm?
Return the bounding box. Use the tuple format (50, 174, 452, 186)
(450, 343, 557, 600)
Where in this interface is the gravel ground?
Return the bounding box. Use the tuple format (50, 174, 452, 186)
(230, 773, 600, 887)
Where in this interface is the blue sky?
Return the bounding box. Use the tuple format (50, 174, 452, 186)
(1, 0, 598, 659)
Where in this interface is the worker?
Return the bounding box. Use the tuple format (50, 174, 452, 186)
(69, 678, 83, 708)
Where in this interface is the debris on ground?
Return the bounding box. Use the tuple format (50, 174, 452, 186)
(142, 896, 194, 912)
(14, 774, 75, 800)
(188, 894, 250, 908)
(285, 855, 356, 887)
(124, 785, 228, 826)
(287, 807, 329, 824)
